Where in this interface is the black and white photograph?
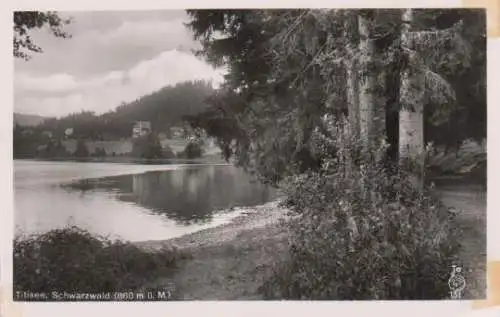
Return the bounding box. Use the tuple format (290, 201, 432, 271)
(12, 8, 486, 301)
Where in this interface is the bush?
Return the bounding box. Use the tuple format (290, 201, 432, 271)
(131, 133, 163, 159)
(37, 140, 70, 158)
(93, 147, 107, 157)
(179, 141, 204, 159)
(13, 226, 187, 294)
(162, 145, 176, 159)
(74, 139, 90, 157)
(260, 117, 461, 300)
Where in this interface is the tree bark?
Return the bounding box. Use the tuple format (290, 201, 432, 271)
(399, 8, 425, 191)
(358, 12, 385, 148)
(345, 13, 360, 139)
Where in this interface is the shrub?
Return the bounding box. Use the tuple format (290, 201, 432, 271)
(37, 140, 69, 158)
(180, 141, 204, 159)
(74, 139, 90, 157)
(260, 116, 461, 300)
(162, 145, 176, 159)
(94, 147, 107, 157)
(13, 226, 187, 294)
(131, 133, 163, 159)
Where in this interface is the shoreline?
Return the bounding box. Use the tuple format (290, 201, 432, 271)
(135, 200, 289, 252)
(14, 155, 227, 165)
(137, 200, 291, 300)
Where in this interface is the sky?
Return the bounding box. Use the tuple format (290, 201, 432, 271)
(13, 10, 225, 118)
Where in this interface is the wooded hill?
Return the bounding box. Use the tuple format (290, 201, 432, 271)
(15, 80, 215, 140)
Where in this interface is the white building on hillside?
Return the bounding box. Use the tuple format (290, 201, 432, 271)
(132, 121, 151, 138)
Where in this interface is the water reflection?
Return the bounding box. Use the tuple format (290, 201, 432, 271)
(65, 165, 275, 225)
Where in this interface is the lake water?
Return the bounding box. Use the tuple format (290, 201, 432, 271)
(14, 160, 276, 241)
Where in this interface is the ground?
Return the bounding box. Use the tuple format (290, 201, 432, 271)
(137, 202, 289, 300)
(137, 183, 487, 300)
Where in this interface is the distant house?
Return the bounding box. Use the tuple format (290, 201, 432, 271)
(64, 128, 74, 138)
(132, 121, 152, 138)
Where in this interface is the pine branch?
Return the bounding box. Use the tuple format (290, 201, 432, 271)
(423, 67, 456, 105)
(404, 46, 456, 106)
(278, 10, 310, 45)
(407, 19, 472, 70)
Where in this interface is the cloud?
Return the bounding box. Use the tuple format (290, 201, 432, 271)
(15, 73, 78, 93)
(14, 12, 199, 78)
(14, 11, 225, 117)
(20, 94, 86, 118)
(15, 50, 225, 117)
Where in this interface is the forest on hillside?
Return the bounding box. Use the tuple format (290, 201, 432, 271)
(13, 80, 214, 158)
(32, 80, 213, 139)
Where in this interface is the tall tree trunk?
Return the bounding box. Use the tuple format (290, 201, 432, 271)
(357, 11, 386, 204)
(340, 13, 361, 182)
(358, 12, 385, 148)
(399, 8, 425, 191)
(345, 13, 360, 138)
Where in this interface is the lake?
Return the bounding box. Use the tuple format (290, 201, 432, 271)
(14, 160, 276, 241)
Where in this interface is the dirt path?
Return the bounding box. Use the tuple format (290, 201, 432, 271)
(438, 184, 487, 299)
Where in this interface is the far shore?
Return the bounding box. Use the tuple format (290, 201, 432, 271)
(14, 154, 228, 165)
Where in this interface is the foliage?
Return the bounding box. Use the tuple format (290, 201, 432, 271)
(37, 140, 69, 158)
(13, 11, 71, 60)
(260, 117, 461, 299)
(13, 124, 49, 158)
(73, 139, 89, 158)
(13, 226, 185, 294)
(131, 133, 164, 159)
(93, 147, 107, 158)
(162, 145, 176, 159)
(186, 9, 486, 183)
(421, 9, 486, 148)
(110, 80, 214, 135)
(186, 10, 330, 184)
(178, 140, 204, 159)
